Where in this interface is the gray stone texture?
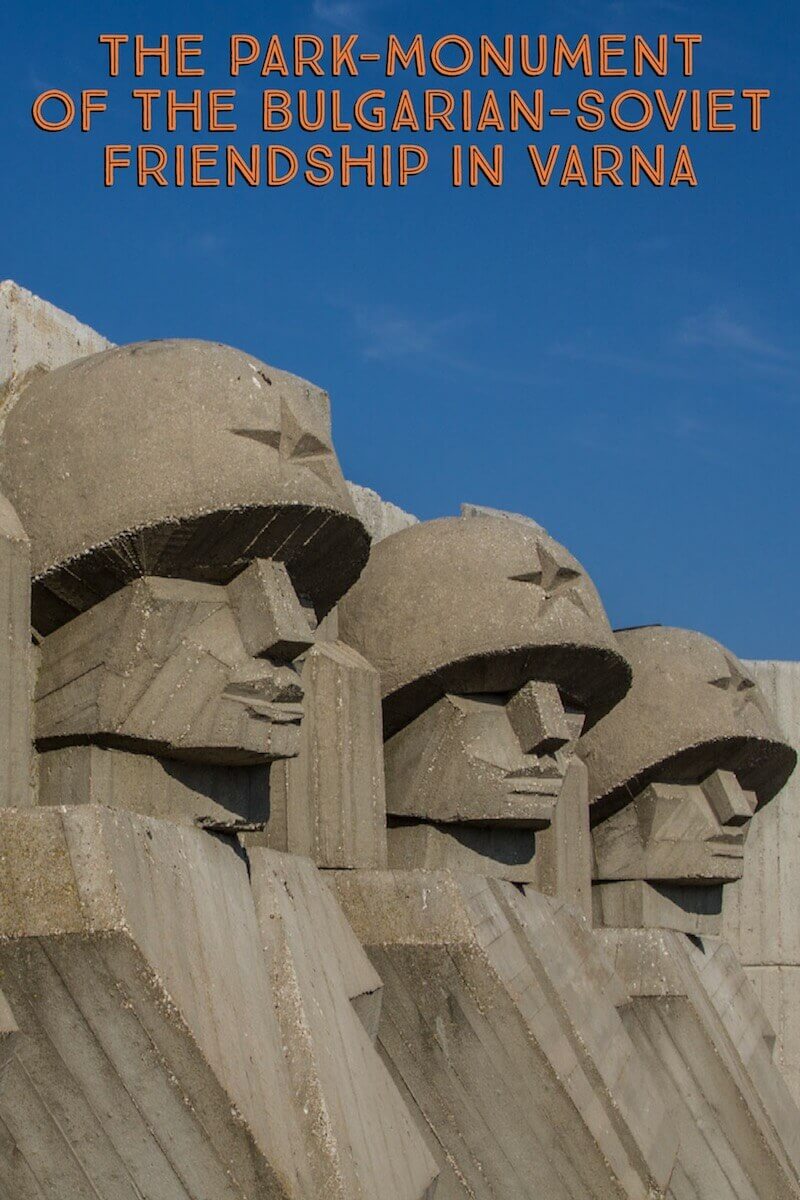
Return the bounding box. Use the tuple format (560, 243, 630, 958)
(339, 515, 631, 738)
(593, 879, 724, 936)
(247, 848, 438, 1198)
(333, 868, 678, 1200)
(34, 575, 305, 766)
(724, 660, 800, 1104)
(346, 482, 418, 542)
(0, 280, 111, 406)
(258, 640, 388, 867)
(37, 745, 271, 830)
(0, 493, 32, 807)
(602, 927, 800, 1199)
(386, 756, 592, 917)
(383, 692, 562, 827)
(1, 339, 369, 634)
(579, 627, 795, 820)
(0, 805, 437, 1199)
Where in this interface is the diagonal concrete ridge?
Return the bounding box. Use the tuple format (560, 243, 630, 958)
(0, 805, 438, 1200)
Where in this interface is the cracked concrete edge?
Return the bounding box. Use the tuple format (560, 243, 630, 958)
(0, 280, 114, 412)
(346, 482, 419, 543)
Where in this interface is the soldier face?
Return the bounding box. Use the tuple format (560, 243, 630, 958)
(384, 681, 585, 829)
(592, 769, 757, 886)
(35, 561, 316, 765)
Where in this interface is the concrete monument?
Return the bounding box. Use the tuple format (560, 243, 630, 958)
(0, 282, 798, 1200)
(579, 625, 795, 934)
(339, 514, 630, 908)
(0, 322, 436, 1199)
(580, 625, 800, 1198)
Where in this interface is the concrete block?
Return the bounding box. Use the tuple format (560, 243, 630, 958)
(702, 768, 757, 826)
(0, 806, 436, 1200)
(384, 692, 560, 827)
(227, 558, 314, 662)
(722, 662, 800, 1108)
(592, 781, 749, 885)
(264, 641, 388, 867)
(249, 850, 437, 1197)
(38, 745, 270, 830)
(0, 805, 311, 1198)
(506, 679, 571, 754)
(346, 482, 418, 542)
(745, 966, 800, 1105)
(387, 820, 538, 881)
(535, 756, 593, 919)
(333, 868, 677, 1200)
(724, 661, 800, 966)
(0, 280, 111, 407)
(602, 927, 800, 1199)
(593, 879, 723, 936)
(0, 494, 32, 807)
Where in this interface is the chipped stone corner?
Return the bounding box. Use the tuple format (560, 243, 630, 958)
(0, 279, 113, 410)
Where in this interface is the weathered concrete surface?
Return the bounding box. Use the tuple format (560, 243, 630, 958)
(346, 482, 418, 542)
(602, 927, 800, 1199)
(261, 641, 388, 867)
(535, 756, 593, 920)
(724, 660, 800, 1103)
(0, 493, 32, 807)
(0, 806, 437, 1199)
(745, 968, 800, 1108)
(1, 340, 369, 634)
(386, 819, 539, 880)
(0, 990, 19, 1074)
(384, 692, 561, 827)
(579, 627, 795, 822)
(35, 576, 305, 766)
(385, 757, 590, 910)
(249, 850, 437, 1197)
(460, 502, 546, 532)
(227, 558, 315, 662)
(591, 779, 752, 887)
(0, 280, 111, 406)
(38, 745, 271, 830)
(340, 516, 631, 738)
(594, 879, 724, 936)
(0, 805, 309, 1198)
(333, 868, 677, 1200)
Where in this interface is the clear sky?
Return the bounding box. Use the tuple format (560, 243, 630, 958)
(1, 0, 798, 658)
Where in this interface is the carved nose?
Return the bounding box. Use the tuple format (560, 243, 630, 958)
(701, 769, 757, 826)
(506, 680, 571, 755)
(227, 559, 315, 663)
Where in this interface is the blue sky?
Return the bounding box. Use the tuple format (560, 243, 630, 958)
(1, 0, 798, 658)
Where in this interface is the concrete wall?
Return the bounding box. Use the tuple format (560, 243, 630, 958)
(0, 280, 111, 405)
(723, 660, 800, 1102)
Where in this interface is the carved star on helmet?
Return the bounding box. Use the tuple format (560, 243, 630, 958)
(509, 544, 588, 615)
(709, 655, 758, 715)
(230, 401, 333, 482)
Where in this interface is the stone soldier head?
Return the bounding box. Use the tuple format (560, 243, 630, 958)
(339, 514, 631, 905)
(578, 625, 796, 931)
(0, 339, 370, 826)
